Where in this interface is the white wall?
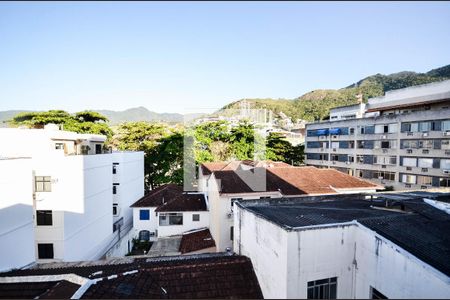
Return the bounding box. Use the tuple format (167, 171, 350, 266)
(157, 211, 210, 237)
(234, 204, 289, 298)
(0, 158, 36, 272)
(235, 206, 450, 299)
(132, 207, 158, 239)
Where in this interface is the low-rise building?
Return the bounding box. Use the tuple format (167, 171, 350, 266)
(234, 191, 450, 299)
(130, 184, 209, 240)
(199, 160, 381, 252)
(0, 126, 144, 268)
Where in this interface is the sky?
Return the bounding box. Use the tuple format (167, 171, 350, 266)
(0, 1, 449, 114)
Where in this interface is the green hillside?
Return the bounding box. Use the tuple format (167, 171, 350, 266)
(221, 64, 450, 122)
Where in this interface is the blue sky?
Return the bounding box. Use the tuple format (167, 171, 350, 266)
(0, 1, 449, 114)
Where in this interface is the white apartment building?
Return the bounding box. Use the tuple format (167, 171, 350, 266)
(234, 192, 450, 299)
(198, 160, 381, 252)
(0, 125, 144, 268)
(305, 80, 450, 191)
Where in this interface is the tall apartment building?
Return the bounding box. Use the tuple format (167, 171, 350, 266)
(305, 80, 450, 190)
(0, 125, 144, 270)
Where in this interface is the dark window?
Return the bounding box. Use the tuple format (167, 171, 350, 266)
(139, 230, 150, 241)
(260, 196, 271, 199)
(192, 214, 200, 221)
(381, 141, 390, 149)
(113, 204, 118, 216)
(36, 210, 52, 226)
(35, 176, 51, 192)
(230, 226, 234, 241)
(440, 178, 450, 187)
(140, 209, 150, 220)
(113, 163, 119, 174)
(307, 277, 337, 299)
(38, 243, 54, 259)
(113, 183, 119, 194)
(371, 287, 387, 299)
(349, 128, 355, 134)
(95, 144, 102, 154)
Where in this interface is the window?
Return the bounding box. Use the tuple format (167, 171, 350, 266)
(55, 143, 64, 150)
(35, 176, 51, 192)
(381, 141, 390, 149)
(402, 157, 417, 167)
(360, 127, 365, 134)
(113, 204, 118, 216)
(440, 159, 450, 169)
(331, 142, 339, 149)
(159, 213, 183, 226)
(418, 158, 433, 168)
(417, 176, 432, 186)
(374, 156, 396, 165)
(113, 163, 119, 174)
(349, 128, 355, 134)
(139, 209, 150, 220)
(388, 123, 398, 133)
(370, 287, 387, 299)
(331, 154, 339, 161)
(113, 183, 119, 194)
(402, 140, 418, 149)
(95, 144, 102, 154)
(230, 226, 234, 241)
(36, 210, 52, 226)
(357, 155, 364, 163)
(442, 120, 450, 132)
(38, 243, 54, 259)
(139, 230, 150, 241)
(373, 171, 395, 181)
(419, 140, 433, 149)
(192, 214, 200, 221)
(402, 174, 417, 184)
(419, 121, 431, 132)
(440, 178, 450, 187)
(307, 277, 337, 299)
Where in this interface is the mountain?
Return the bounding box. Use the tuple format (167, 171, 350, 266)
(0, 107, 206, 127)
(220, 64, 450, 122)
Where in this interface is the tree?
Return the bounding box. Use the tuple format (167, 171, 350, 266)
(9, 110, 112, 137)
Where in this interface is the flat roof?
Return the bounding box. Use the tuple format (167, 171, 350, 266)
(236, 191, 450, 277)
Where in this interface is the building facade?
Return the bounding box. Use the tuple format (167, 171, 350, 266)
(305, 80, 450, 190)
(0, 126, 144, 267)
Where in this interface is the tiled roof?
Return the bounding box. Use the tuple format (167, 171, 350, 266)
(209, 164, 379, 195)
(0, 280, 80, 299)
(214, 167, 305, 195)
(0, 254, 263, 299)
(268, 166, 380, 194)
(130, 184, 183, 207)
(200, 160, 292, 175)
(236, 192, 450, 277)
(179, 228, 216, 254)
(155, 193, 207, 212)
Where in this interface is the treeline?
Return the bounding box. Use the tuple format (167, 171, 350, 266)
(9, 111, 304, 191)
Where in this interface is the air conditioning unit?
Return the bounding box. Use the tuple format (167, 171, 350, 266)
(320, 136, 326, 140)
(406, 149, 413, 154)
(443, 169, 450, 174)
(422, 149, 429, 154)
(443, 131, 450, 136)
(332, 148, 337, 152)
(332, 161, 336, 164)
(445, 150, 450, 155)
(407, 132, 414, 136)
(423, 132, 429, 137)
(406, 167, 412, 171)
(332, 135, 338, 139)
(346, 161, 351, 165)
(422, 168, 428, 172)
(381, 135, 387, 139)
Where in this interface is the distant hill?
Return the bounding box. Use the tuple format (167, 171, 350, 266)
(0, 107, 205, 127)
(221, 64, 450, 121)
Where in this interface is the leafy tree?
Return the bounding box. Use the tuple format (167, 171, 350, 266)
(9, 110, 112, 137)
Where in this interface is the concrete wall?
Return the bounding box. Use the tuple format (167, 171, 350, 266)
(132, 207, 158, 239)
(0, 158, 36, 272)
(234, 204, 289, 298)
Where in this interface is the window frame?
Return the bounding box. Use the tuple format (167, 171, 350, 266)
(38, 243, 54, 259)
(192, 214, 200, 222)
(139, 209, 150, 220)
(35, 176, 52, 192)
(36, 210, 53, 226)
(307, 277, 337, 299)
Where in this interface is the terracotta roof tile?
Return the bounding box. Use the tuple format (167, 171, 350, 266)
(155, 193, 207, 212)
(179, 229, 216, 254)
(131, 184, 183, 207)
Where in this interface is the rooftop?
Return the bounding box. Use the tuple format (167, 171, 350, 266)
(236, 191, 450, 277)
(203, 161, 380, 195)
(0, 254, 263, 299)
(179, 228, 216, 254)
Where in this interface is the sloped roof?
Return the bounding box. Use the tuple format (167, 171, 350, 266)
(130, 184, 183, 207)
(0, 254, 263, 299)
(155, 193, 207, 212)
(268, 167, 380, 194)
(179, 228, 216, 254)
